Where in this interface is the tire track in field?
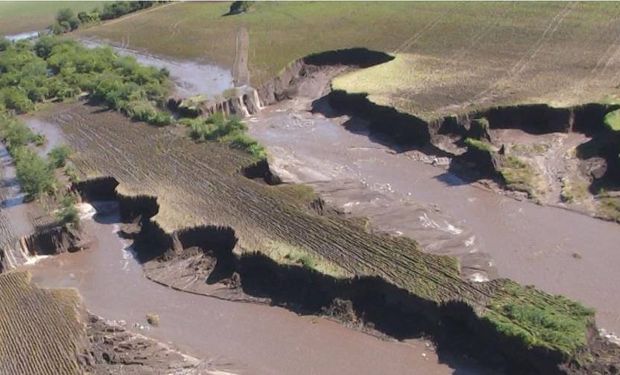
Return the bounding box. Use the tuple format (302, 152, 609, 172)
(471, 2, 577, 105)
(568, 5, 620, 93)
(447, 5, 511, 62)
(393, 6, 456, 54)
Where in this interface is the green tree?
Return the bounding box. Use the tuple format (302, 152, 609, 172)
(13, 147, 55, 200)
(48, 145, 71, 168)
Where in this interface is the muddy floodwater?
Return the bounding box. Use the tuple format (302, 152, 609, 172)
(248, 94, 620, 336)
(25, 202, 484, 375)
(81, 39, 234, 98)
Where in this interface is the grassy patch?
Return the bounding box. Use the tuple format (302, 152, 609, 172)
(499, 155, 540, 198)
(56, 192, 79, 227)
(48, 145, 71, 168)
(597, 194, 620, 222)
(603, 109, 620, 132)
(259, 239, 351, 279)
(182, 114, 266, 159)
(560, 176, 590, 204)
(484, 281, 594, 356)
(464, 137, 495, 152)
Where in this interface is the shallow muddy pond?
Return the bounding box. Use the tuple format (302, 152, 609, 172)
(24, 202, 484, 375)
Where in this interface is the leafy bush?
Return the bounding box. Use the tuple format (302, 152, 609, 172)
(32, 133, 46, 146)
(0, 87, 34, 113)
(13, 147, 56, 200)
(53, 8, 80, 34)
(64, 164, 79, 183)
(48, 145, 71, 168)
(100, 1, 153, 20)
(0, 116, 41, 151)
(56, 193, 79, 226)
(184, 114, 266, 158)
(123, 100, 172, 126)
(229, 1, 253, 15)
(0, 38, 9, 52)
(77, 10, 100, 24)
(228, 132, 266, 159)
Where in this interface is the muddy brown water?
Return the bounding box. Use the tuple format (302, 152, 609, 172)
(248, 98, 620, 336)
(24, 202, 485, 375)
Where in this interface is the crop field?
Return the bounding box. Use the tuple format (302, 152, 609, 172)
(32, 102, 597, 358)
(0, 2, 103, 36)
(78, 2, 620, 120)
(0, 271, 85, 374)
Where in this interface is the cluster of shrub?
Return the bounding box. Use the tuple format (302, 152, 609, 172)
(0, 116, 74, 223)
(1, 34, 265, 188)
(228, 1, 253, 15)
(51, 1, 155, 34)
(182, 113, 266, 159)
(0, 36, 172, 125)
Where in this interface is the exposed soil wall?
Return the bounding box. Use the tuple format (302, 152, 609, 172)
(328, 90, 432, 146)
(23, 224, 86, 256)
(68, 175, 616, 374)
(326, 90, 620, 190)
(258, 48, 394, 107)
(168, 86, 261, 118)
(241, 159, 282, 185)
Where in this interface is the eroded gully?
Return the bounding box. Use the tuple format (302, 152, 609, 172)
(24, 202, 484, 375)
(247, 71, 620, 336)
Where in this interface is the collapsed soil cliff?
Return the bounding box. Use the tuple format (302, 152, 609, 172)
(253, 47, 620, 218)
(258, 48, 394, 107)
(72, 176, 620, 375)
(23, 224, 89, 256)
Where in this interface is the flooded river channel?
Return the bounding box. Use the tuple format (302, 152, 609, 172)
(24, 202, 482, 375)
(248, 93, 620, 336)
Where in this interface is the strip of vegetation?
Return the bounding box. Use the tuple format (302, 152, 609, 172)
(51, 1, 155, 35)
(181, 113, 266, 159)
(0, 115, 78, 228)
(464, 137, 494, 152)
(499, 155, 540, 199)
(484, 281, 594, 357)
(0, 36, 172, 126)
(2, 35, 266, 162)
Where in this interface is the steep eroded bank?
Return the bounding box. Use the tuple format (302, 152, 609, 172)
(247, 51, 620, 342)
